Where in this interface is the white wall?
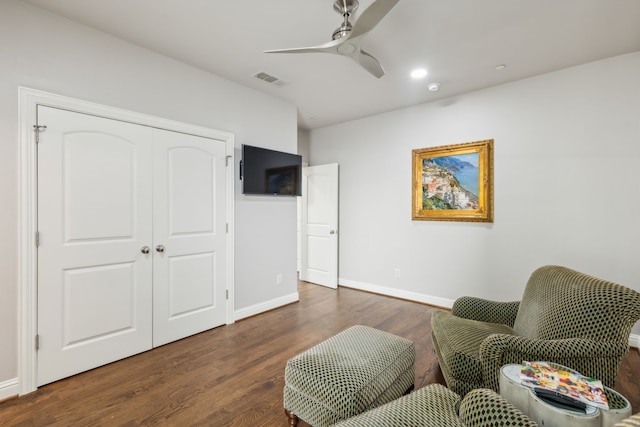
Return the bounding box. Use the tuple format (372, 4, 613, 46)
(309, 52, 640, 337)
(297, 129, 311, 165)
(0, 0, 298, 390)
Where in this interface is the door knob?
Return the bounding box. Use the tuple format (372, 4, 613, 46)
(156, 245, 165, 253)
(141, 246, 150, 254)
(330, 230, 336, 235)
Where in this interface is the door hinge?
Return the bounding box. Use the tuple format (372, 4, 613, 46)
(226, 223, 229, 234)
(225, 155, 232, 167)
(35, 231, 40, 247)
(226, 290, 229, 300)
(33, 125, 47, 144)
(35, 334, 40, 351)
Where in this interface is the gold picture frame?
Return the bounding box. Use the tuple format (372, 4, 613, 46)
(412, 139, 493, 222)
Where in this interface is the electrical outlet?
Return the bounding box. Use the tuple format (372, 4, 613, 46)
(394, 268, 401, 278)
(276, 273, 283, 285)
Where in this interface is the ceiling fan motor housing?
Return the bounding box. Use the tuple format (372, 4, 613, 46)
(332, 0, 359, 40)
(333, 21, 353, 40)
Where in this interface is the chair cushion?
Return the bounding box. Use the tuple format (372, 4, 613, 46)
(432, 311, 515, 385)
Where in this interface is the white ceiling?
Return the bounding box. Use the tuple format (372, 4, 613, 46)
(23, 0, 640, 130)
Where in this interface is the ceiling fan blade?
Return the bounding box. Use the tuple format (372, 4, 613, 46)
(357, 49, 385, 78)
(264, 38, 343, 55)
(350, 0, 400, 39)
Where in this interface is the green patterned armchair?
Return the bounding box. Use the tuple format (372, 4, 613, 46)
(615, 413, 640, 426)
(431, 265, 640, 397)
(332, 384, 537, 426)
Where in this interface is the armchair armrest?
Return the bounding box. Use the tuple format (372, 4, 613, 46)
(479, 334, 629, 391)
(613, 413, 640, 426)
(459, 388, 538, 427)
(452, 297, 520, 327)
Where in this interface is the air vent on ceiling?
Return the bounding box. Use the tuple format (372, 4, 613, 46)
(253, 71, 288, 87)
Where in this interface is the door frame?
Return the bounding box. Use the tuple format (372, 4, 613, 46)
(18, 87, 235, 395)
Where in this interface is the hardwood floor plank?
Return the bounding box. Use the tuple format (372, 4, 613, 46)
(1, 281, 638, 426)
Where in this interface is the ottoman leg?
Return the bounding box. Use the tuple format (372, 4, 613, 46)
(285, 409, 299, 426)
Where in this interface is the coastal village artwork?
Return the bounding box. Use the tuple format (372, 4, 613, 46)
(412, 139, 494, 222)
(421, 153, 479, 210)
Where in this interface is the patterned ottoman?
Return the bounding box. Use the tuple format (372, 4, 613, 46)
(284, 325, 415, 427)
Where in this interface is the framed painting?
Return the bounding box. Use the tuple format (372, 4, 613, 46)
(412, 139, 493, 222)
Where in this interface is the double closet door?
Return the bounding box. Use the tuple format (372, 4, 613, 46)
(36, 106, 228, 386)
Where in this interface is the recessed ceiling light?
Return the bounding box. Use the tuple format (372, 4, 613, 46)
(495, 64, 507, 71)
(410, 68, 428, 79)
(428, 83, 440, 92)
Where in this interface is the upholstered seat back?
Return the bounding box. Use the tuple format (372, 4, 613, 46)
(513, 265, 640, 342)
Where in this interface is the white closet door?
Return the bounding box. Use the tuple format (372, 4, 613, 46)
(37, 106, 154, 386)
(151, 129, 228, 346)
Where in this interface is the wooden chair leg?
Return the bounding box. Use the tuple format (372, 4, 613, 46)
(285, 409, 299, 426)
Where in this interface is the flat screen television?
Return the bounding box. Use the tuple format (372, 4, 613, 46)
(241, 144, 302, 196)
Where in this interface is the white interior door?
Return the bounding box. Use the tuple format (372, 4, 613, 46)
(301, 164, 339, 288)
(37, 106, 154, 386)
(152, 129, 228, 346)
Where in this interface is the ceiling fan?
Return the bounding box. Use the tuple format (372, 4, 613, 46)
(264, 0, 400, 78)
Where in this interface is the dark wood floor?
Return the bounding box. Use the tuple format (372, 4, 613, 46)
(1, 281, 638, 426)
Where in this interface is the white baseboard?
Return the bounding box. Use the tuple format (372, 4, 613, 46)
(0, 377, 18, 402)
(339, 278, 455, 309)
(338, 277, 640, 349)
(234, 292, 299, 321)
(629, 333, 640, 349)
